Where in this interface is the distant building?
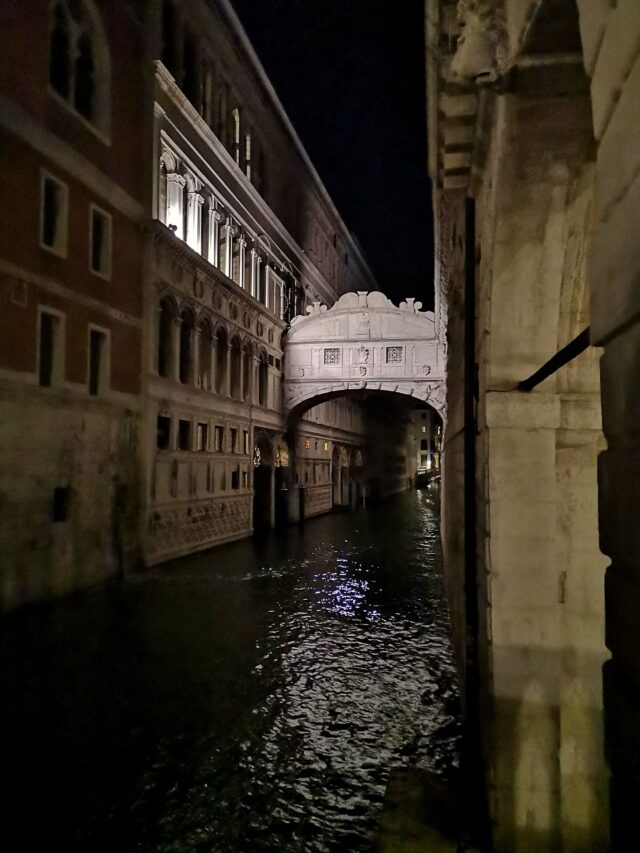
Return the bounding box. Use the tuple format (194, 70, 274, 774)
(0, 0, 389, 609)
(409, 405, 441, 481)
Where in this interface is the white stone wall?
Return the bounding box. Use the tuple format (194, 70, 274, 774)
(576, 0, 640, 839)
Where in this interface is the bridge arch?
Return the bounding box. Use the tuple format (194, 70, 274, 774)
(283, 290, 447, 425)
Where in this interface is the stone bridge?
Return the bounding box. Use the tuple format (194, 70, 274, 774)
(283, 291, 446, 421)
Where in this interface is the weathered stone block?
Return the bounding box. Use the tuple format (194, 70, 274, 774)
(577, 0, 614, 76)
(596, 49, 640, 216)
(590, 0, 640, 140)
(485, 391, 560, 430)
(590, 169, 640, 344)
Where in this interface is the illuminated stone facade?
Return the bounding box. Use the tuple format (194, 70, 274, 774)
(427, 0, 640, 846)
(0, 0, 385, 602)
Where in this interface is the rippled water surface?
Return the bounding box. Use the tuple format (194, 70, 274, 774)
(1, 490, 460, 852)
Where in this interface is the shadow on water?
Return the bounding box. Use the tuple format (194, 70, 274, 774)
(1, 490, 460, 852)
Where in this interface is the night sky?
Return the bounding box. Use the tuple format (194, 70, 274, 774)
(231, 0, 434, 310)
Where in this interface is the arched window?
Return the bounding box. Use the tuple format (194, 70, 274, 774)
(49, 0, 110, 135)
(215, 84, 228, 147)
(179, 308, 195, 384)
(157, 297, 175, 378)
(242, 344, 252, 402)
(161, 0, 177, 76)
(231, 107, 241, 164)
(50, 5, 70, 98)
(215, 327, 228, 394)
(198, 319, 213, 390)
(258, 351, 268, 407)
(182, 31, 198, 105)
(230, 336, 242, 399)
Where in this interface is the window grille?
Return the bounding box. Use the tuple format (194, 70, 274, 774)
(323, 348, 341, 366)
(386, 346, 403, 364)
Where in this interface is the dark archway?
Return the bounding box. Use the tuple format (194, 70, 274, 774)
(215, 326, 228, 394)
(157, 296, 176, 378)
(252, 429, 273, 533)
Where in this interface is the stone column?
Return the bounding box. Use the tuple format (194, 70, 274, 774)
(185, 190, 204, 253)
(208, 206, 223, 268)
(264, 263, 271, 310)
(238, 235, 247, 289)
(222, 220, 234, 278)
(166, 173, 186, 238)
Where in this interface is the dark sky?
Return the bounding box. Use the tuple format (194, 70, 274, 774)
(231, 0, 434, 309)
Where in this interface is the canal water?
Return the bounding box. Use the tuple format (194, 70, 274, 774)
(1, 490, 460, 852)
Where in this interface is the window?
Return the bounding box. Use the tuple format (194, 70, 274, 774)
(386, 346, 404, 364)
(323, 348, 341, 366)
(231, 466, 240, 490)
(52, 486, 70, 523)
(215, 83, 228, 146)
(198, 321, 213, 390)
(230, 428, 237, 453)
(230, 338, 242, 398)
(304, 439, 310, 450)
(201, 64, 214, 125)
(182, 31, 198, 105)
(179, 309, 195, 384)
(157, 297, 175, 378)
(49, 0, 110, 136)
(258, 352, 268, 406)
(157, 416, 171, 449)
(324, 441, 329, 452)
(161, 1, 177, 73)
(178, 419, 191, 450)
(243, 430, 249, 455)
(89, 205, 111, 278)
(215, 327, 227, 394)
(244, 130, 252, 180)
(422, 426, 427, 434)
(231, 107, 241, 164)
(38, 309, 63, 387)
(196, 422, 208, 451)
(40, 173, 68, 257)
(88, 327, 108, 395)
(242, 345, 252, 401)
(242, 470, 248, 489)
(214, 425, 224, 452)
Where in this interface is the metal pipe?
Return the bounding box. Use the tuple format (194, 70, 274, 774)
(518, 327, 590, 392)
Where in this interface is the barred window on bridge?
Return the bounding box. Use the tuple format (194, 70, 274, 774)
(386, 346, 404, 364)
(323, 348, 341, 366)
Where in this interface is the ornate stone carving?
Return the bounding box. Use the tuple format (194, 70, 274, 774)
(451, 0, 507, 84)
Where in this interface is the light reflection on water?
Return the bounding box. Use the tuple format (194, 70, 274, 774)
(1, 490, 460, 852)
